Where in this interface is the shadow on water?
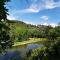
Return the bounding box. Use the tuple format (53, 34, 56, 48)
(0, 43, 43, 60)
(0, 51, 22, 60)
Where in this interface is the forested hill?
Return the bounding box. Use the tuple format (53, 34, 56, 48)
(7, 20, 52, 29)
(7, 20, 38, 34)
(7, 20, 60, 43)
(7, 20, 38, 29)
(7, 20, 39, 42)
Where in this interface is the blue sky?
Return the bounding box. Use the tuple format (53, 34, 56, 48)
(6, 0, 60, 26)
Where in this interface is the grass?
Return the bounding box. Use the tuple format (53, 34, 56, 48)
(13, 38, 47, 46)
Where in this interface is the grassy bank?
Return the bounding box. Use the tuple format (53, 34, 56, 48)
(13, 38, 47, 46)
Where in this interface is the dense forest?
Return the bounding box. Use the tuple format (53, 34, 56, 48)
(8, 20, 60, 41)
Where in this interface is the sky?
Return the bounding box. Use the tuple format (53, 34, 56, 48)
(6, 0, 60, 27)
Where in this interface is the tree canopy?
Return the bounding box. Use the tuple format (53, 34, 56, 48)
(0, 0, 10, 20)
(0, 0, 13, 53)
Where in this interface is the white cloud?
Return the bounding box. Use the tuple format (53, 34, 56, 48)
(7, 15, 16, 20)
(9, 0, 60, 14)
(43, 23, 48, 26)
(49, 23, 57, 27)
(40, 16, 49, 20)
(23, 21, 32, 24)
(22, 0, 60, 13)
(18, 8, 40, 13)
(13, 6, 40, 14)
(23, 20, 36, 25)
(45, 0, 60, 9)
(43, 23, 57, 27)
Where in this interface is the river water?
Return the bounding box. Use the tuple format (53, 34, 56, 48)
(0, 43, 43, 60)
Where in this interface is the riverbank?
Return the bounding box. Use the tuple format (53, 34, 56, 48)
(13, 38, 47, 46)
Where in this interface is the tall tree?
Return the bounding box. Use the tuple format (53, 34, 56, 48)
(0, 0, 12, 53)
(0, 0, 10, 20)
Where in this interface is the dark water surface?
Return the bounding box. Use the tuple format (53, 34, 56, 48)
(0, 43, 43, 60)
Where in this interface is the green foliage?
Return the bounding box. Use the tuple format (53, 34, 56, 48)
(8, 20, 60, 42)
(8, 20, 30, 42)
(0, 0, 13, 53)
(18, 30, 29, 41)
(26, 38, 60, 60)
(8, 20, 44, 42)
(0, 0, 10, 20)
(47, 28, 57, 40)
(0, 20, 13, 53)
(5, 20, 60, 60)
(24, 25, 60, 60)
(25, 47, 48, 60)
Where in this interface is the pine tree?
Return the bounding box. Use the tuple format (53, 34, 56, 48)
(0, 0, 12, 53)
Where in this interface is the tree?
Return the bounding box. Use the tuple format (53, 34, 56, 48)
(0, 0, 10, 20)
(0, 0, 13, 53)
(26, 38, 60, 60)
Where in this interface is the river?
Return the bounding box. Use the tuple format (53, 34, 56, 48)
(0, 43, 43, 60)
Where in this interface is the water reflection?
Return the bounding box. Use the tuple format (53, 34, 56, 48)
(0, 43, 43, 60)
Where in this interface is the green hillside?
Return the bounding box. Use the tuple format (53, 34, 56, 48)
(7, 20, 38, 42)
